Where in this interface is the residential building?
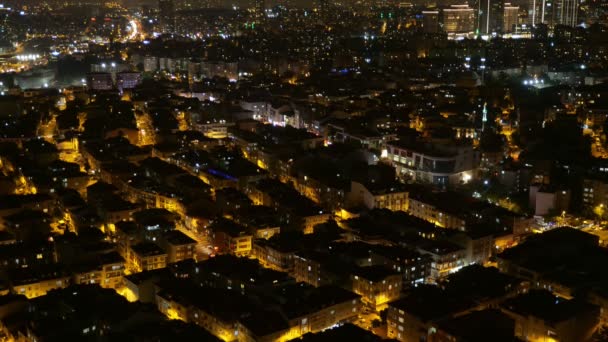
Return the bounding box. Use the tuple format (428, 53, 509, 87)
(159, 230, 197, 263)
(385, 140, 479, 186)
(128, 242, 168, 272)
(351, 266, 402, 308)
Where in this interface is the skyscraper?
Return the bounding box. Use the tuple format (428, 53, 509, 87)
(479, 0, 505, 35)
(555, 0, 579, 26)
(254, 0, 265, 25)
(528, 0, 579, 27)
(528, 0, 547, 26)
(503, 3, 519, 33)
(422, 10, 440, 33)
(441, 5, 476, 38)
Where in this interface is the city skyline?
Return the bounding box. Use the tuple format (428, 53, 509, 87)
(0, 0, 607, 341)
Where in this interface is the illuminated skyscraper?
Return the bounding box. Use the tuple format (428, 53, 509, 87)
(555, 0, 579, 26)
(528, 0, 547, 26)
(503, 3, 519, 33)
(441, 5, 476, 38)
(528, 0, 579, 27)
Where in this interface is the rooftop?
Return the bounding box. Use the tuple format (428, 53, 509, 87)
(295, 323, 383, 341)
(436, 309, 518, 342)
(352, 265, 400, 282)
(163, 230, 197, 246)
(390, 285, 471, 322)
(130, 242, 167, 258)
(502, 290, 599, 323)
(197, 254, 292, 286)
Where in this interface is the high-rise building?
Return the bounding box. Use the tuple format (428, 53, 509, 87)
(87, 72, 113, 91)
(441, 5, 476, 37)
(503, 3, 519, 33)
(158, 0, 175, 33)
(554, 0, 579, 26)
(528, 0, 579, 27)
(422, 10, 440, 33)
(254, 0, 265, 25)
(528, 0, 546, 26)
(117, 72, 142, 92)
(479, 0, 505, 34)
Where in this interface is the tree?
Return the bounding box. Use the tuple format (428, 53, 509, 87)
(594, 204, 605, 222)
(379, 309, 388, 322)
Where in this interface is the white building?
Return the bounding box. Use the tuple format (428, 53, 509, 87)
(384, 140, 479, 186)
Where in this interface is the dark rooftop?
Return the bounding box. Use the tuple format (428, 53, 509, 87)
(436, 309, 518, 342)
(163, 230, 197, 246)
(502, 290, 599, 323)
(352, 265, 400, 282)
(294, 323, 383, 341)
(130, 242, 167, 257)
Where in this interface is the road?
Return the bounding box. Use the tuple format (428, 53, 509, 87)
(175, 221, 212, 261)
(354, 306, 381, 331)
(125, 17, 144, 42)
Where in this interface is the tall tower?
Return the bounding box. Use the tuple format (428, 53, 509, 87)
(555, 0, 579, 26)
(528, 0, 546, 26)
(503, 3, 519, 33)
(528, 0, 578, 27)
(441, 5, 476, 38)
(158, 0, 175, 33)
(479, 0, 505, 35)
(482, 103, 488, 132)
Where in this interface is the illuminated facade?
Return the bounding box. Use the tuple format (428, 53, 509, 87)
(503, 4, 520, 33)
(346, 181, 408, 212)
(72, 253, 125, 290)
(554, 0, 579, 27)
(159, 230, 197, 263)
(351, 268, 402, 308)
(86, 72, 113, 91)
(253, 240, 295, 273)
(213, 229, 253, 257)
(407, 197, 466, 230)
(417, 241, 467, 281)
(12, 273, 70, 299)
(386, 303, 423, 342)
(385, 141, 478, 186)
(293, 252, 325, 287)
(128, 243, 168, 273)
(441, 5, 476, 38)
(582, 177, 608, 210)
(530, 0, 580, 27)
(117, 72, 142, 92)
